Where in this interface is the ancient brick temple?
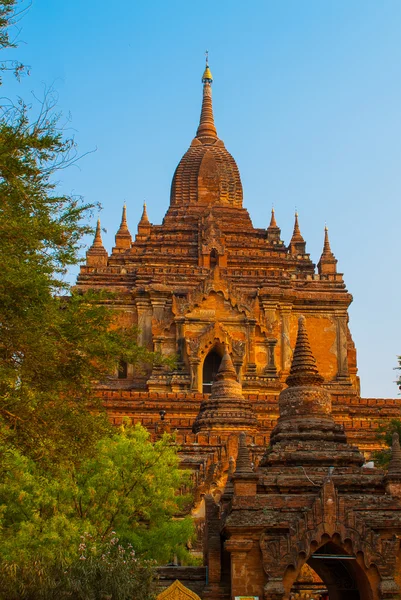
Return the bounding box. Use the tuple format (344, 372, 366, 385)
(76, 60, 401, 597)
(202, 318, 401, 600)
(76, 59, 399, 455)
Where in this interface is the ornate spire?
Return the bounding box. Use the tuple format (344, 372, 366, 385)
(269, 208, 277, 228)
(289, 212, 306, 254)
(388, 432, 401, 478)
(215, 347, 238, 382)
(86, 218, 108, 266)
(113, 204, 132, 251)
(93, 219, 103, 247)
(139, 202, 150, 225)
(196, 54, 217, 140)
(234, 432, 254, 474)
(192, 347, 258, 434)
(286, 316, 324, 387)
(119, 204, 129, 231)
(261, 315, 364, 468)
(136, 202, 151, 240)
(267, 207, 282, 243)
(318, 226, 338, 275)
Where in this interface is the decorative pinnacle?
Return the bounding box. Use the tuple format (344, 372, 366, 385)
(139, 202, 150, 225)
(388, 432, 401, 477)
(286, 316, 324, 387)
(117, 204, 129, 232)
(292, 212, 302, 238)
(202, 49, 213, 82)
(215, 347, 238, 382)
(322, 226, 334, 257)
(269, 208, 277, 228)
(197, 54, 217, 139)
(92, 218, 104, 247)
(234, 432, 254, 474)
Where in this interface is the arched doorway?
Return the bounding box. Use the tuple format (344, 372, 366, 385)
(202, 349, 222, 394)
(290, 542, 374, 600)
(210, 248, 218, 269)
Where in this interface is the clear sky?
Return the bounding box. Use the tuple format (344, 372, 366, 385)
(4, 0, 401, 398)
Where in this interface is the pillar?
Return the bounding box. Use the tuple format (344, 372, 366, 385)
(280, 305, 292, 375)
(335, 312, 350, 381)
(264, 338, 278, 377)
(135, 296, 153, 348)
(224, 539, 253, 599)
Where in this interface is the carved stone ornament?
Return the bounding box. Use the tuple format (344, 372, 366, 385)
(172, 294, 190, 317)
(260, 532, 293, 578)
(186, 337, 201, 356)
(200, 211, 225, 255)
(232, 339, 246, 360)
(152, 317, 171, 337)
(186, 272, 253, 317)
(156, 579, 202, 600)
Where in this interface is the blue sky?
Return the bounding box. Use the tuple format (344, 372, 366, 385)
(4, 0, 401, 398)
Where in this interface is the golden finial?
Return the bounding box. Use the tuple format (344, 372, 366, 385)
(202, 49, 213, 82)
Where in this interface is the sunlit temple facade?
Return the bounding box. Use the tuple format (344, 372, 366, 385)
(76, 61, 401, 599)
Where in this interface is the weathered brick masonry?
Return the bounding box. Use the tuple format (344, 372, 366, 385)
(76, 60, 401, 598)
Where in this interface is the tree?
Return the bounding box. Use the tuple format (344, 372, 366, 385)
(0, 424, 193, 599)
(372, 418, 401, 468)
(0, 6, 193, 598)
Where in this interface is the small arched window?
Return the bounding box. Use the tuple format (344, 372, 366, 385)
(210, 248, 218, 269)
(118, 360, 128, 379)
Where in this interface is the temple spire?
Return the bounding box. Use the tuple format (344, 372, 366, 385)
(289, 212, 306, 254)
(119, 204, 129, 231)
(267, 207, 282, 243)
(113, 204, 132, 251)
(86, 218, 108, 267)
(136, 202, 151, 239)
(215, 347, 238, 382)
(196, 54, 217, 139)
(139, 202, 150, 225)
(286, 316, 324, 388)
(269, 208, 277, 228)
(93, 218, 104, 247)
(234, 432, 254, 475)
(318, 226, 338, 275)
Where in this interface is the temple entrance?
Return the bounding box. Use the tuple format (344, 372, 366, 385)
(202, 349, 222, 394)
(290, 542, 373, 600)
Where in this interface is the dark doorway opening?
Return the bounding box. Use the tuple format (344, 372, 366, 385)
(210, 248, 218, 269)
(290, 542, 373, 600)
(118, 360, 128, 379)
(202, 350, 222, 394)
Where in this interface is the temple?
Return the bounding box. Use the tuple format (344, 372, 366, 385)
(76, 59, 401, 598)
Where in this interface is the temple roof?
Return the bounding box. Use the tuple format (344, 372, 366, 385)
(170, 60, 243, 209)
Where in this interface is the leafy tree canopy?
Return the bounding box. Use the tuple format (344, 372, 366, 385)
(0, 4, 192, 598)
(0, 4, 157, 467)
(0, 424, 193, 598)
(372, 418, 401, 469)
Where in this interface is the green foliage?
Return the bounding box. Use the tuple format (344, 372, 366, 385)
(0, 5, 191, 598)
(0, 425, 194, 598)
(372, 418, 401, 468)
(0, 0, 28, 82)
(0, 102, 158, 467)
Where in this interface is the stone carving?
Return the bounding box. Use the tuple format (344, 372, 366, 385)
(231, 339, 245, 360)
(200, 211, 225, 255)
(186, 337, 200, 356)
(156, 579, 201, 600)
(185, 272, 254, 317)
(152, 317, 171, 337)
(260, 532, 294, 578)
(172, 294, 190, 317)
